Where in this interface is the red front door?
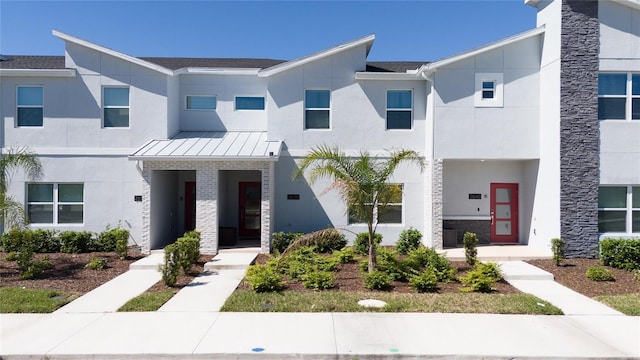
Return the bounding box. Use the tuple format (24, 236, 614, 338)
(184, 182, 196, 232)
(239, 182, 261, 237)
(490, 183, 518, 243)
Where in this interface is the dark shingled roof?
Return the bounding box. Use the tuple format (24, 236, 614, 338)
(0, 55, 427, 73)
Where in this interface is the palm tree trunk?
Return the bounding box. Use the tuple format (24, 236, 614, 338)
(367, 223, 377, 273)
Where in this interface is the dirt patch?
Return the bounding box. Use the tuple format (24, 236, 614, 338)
(527, 258, 640, 298)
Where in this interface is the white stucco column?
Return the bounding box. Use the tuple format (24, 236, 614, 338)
(196, 163, 218, 254)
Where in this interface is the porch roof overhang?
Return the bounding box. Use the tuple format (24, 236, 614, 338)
(129, 131, 282, 162)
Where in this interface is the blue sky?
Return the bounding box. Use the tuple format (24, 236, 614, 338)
(0, 1, 537, 62)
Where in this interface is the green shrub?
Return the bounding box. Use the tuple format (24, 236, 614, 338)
(463, 232, 479, 266)
(363, 270, 391, 290)
(175, 235, 200, 273)
(59, 231, 93, 253)
(16, 245, 53, 280)
(271, 232, 304, 254)
(245, 264, 285, 292)
(85, 257, 108, 270)
(301, 270, 335, 290)
(551, 238, 565, 266)
(586, 266, 616, 281)
(459, 262, 502, 293)
(332, 247, 355, 264)
(96, 226, 129, 258)
(5, 252, 19, 261)
(406, 247, 455, 282)
(409, 268, 438, 293)
(376, 248, 413, 281)
(159, 243, 180, 287)
(354, 232, 382, 255)
(1, 229, 32, 253)
(184, 230, 201, 241)
(599, 238, 640, 271)
(31, 229, 60, 253)
(396, 227, 422, 255)
(313, 230, 347, 253)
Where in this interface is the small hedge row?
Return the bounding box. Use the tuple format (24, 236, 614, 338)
(1, 227, 130, 259)
(600, 238, 640, 271)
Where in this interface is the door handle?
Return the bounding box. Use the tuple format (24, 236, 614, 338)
(490, 210, 495, 226)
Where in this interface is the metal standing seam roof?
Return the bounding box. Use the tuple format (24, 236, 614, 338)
(129, 131, 282, 161)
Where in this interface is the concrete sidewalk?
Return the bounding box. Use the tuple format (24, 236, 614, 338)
(1, 312, 638, 359)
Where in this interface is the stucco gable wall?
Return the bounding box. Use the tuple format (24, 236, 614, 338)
(432, 36, 542, 159)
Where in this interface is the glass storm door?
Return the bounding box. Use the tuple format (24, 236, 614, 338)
(490, 183, 519, 243)
(239, 182, 261, 237)
(184, 182, 196, 232)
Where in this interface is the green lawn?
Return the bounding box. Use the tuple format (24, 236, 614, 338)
(221, 290, 563, 315)
(118, 290, 176, 312)
(0, 287, 75, 313)
(595, 293, 640, 316)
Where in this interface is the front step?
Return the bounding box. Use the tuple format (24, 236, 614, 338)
(204, 250, 259, 270)
(129, 252, 164, 271)
(499, 260, 554, 281)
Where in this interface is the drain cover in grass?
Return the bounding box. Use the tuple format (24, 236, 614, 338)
(358, 299, 387, 308)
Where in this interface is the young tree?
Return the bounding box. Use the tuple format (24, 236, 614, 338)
(0, 146, 43, 230)
(293, 145, 424, 272)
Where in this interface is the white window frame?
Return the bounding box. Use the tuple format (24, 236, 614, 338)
(598, 73, 639, 121)
(186, 95, 217, 111)
(235, 96, 265, 111)
(475, 73, 503, 107)
(348, 184, 404, 225)
(386, 90, 413, 130)
(16, 85, 44, 127)
(102, 86, 130, 128)
(598, 185, 639, 234)
(27, 183, 84, 225)
(304, 89, 331, 130)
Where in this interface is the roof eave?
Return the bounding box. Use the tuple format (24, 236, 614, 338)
(258, 34, 375, 77)
(52, 30, 174, 76)
(0, 68, 76, 77)
(419, 26, 545, 76)
(128, 155, 280, 162)
(354, 71, 422, 81)
(174, 67, 261, 76)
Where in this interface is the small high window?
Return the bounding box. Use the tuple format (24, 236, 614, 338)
(27, 183, 84, 224)
(103, 87, 130, 127)
(475, 73, 503, 107)
(17, 86, 43, 127)
(482, 81, 496, 99)
(186, 95, 216, 110)
(386, 90, 412, 130)
(598, 73, 639, 120)
(235, 96, 265, 110)
(305, 90, 330, 129)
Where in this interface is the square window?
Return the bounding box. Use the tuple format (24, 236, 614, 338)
(598, 74, 627, 96)
(386, 90, 412, 130)
(475, 73, 503, 107)
(305, 90, 330, 129)
(187, 95, 216, 110)
(17, 86, 43, 127)
(103, 87, 129, 127)
(598, 185, 640, 234)
(27, 183, 83, 224)
(236, 96, 265, 110)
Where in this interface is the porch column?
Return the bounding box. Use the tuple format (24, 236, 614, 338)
(431, 159, 444, 249)
(196, 163, 218, 255)
(260, 163, 274, 253)
(141, 165, 152, 254)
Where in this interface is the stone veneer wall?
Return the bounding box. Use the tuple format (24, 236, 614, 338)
(430, 159, 443, 249)
(560, 0, 600, 258)
(443, 220, 491, 245)
(141, 160, 273, 255)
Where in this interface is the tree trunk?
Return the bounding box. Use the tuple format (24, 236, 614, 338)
(367, 224, 377, 273)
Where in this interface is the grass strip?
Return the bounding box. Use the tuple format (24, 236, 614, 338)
(118, 290, 176, 312)
(221, 290, 563, 315)
(0, 287, 75, 313)
(595, 293, 640, 316)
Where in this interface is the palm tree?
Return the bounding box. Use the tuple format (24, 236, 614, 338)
(0, 146, 43, 230)
(293, 145, 424, 272)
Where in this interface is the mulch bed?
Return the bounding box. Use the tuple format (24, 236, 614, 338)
(527, 258, 640, 298)
(0, 250, 144, 294)
(238, 253, 519, 294)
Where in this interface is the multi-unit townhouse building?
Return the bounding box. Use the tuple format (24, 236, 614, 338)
(1, 0, 638, 257)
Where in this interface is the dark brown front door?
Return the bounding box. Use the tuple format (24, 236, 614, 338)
(490, 183, 518, 243)
(184, 182, 196, 232)
(239, 182, 261, 237)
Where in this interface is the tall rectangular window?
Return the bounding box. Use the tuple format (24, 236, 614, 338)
(386, 90, 412, 130)
(27, 183, 84, 224)
(103, 87, 130, 127)
(348, 184, 403, 225)
(186, 95, 216, 110)
(305, 90, 330, 129)
(598, 73, 639, 121)
(598, 186, 640, 233)
(17, 86, 43, 127)
(235, 96, 265, 110)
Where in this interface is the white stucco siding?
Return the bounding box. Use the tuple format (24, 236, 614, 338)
(432, 37, 541, 160)
(599, 1, 640, 66)
(5, 155, 143, 246)
(179, 74, 268, 132)
(600, 122, 640, 184)
(274, 153, 425, 245)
